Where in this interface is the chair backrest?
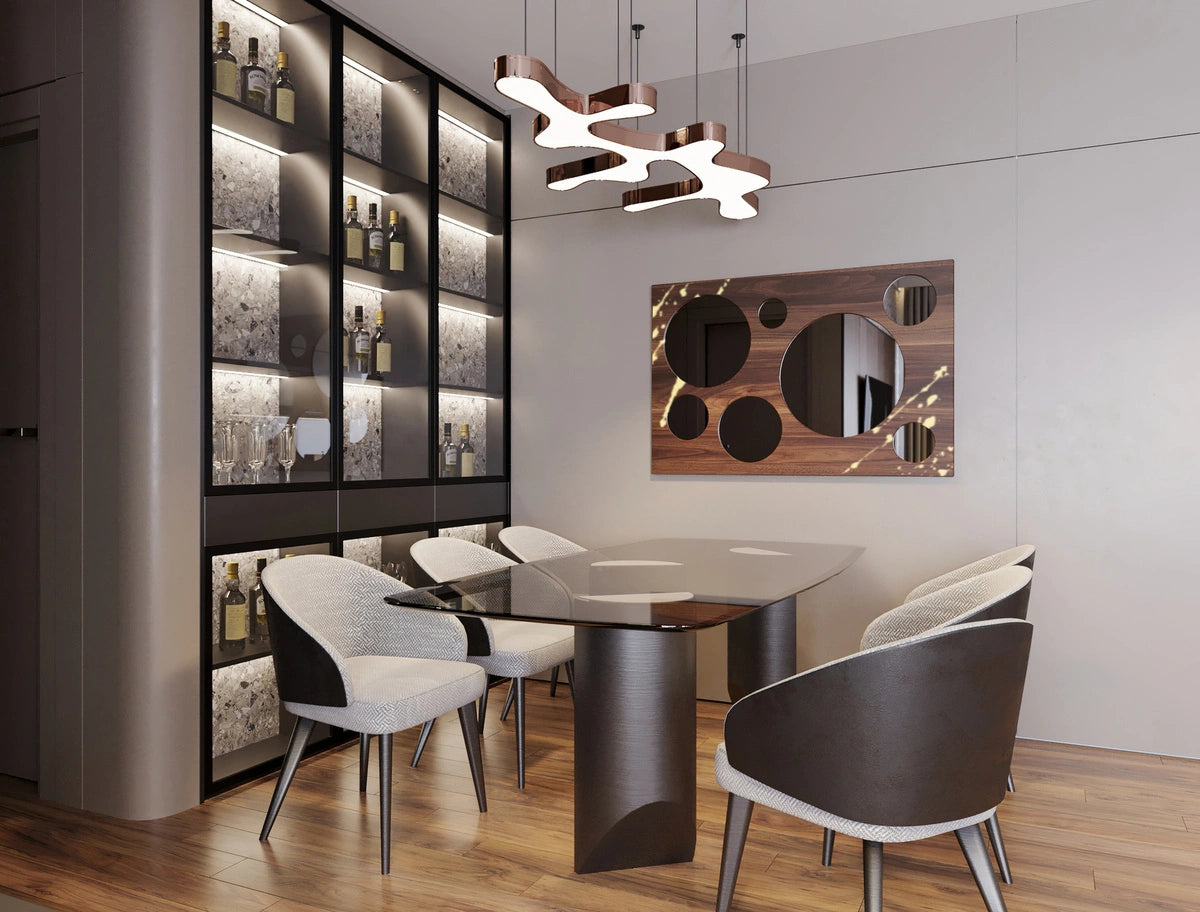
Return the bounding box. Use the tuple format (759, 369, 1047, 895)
(410, 536, 515, 583)
(860, 565, 1032, 650)
(261, 554, 465, 707)
(904, 544, 1035, 602)
(498, 525, 585, 562)
(724, 618, 1034, 828)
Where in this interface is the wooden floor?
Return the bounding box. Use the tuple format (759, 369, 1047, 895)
(2, 682, 1199, 912)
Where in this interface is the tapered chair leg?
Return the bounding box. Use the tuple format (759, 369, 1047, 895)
(985, 812, 1013, 884)
(410, 718, 435, 768)
(565, 660, 575, 700)
(458, 703, 488, 812)
(358, 732, 370, 791)
(500, 678, 516, 721)
(261, 716, 316, 841)
(956, 824, 1009, 912)
(863, 840, 884, 912)
(379, 732, 392, 875)
(821, 827, 836, 866)
(549, 664, 559, 697)
(715, 794, 754, 912)
(514, 676, 527, 788)
(478, 677, 491, 733)
(1007, 772, 1015, 792)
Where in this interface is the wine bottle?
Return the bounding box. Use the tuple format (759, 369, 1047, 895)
(248, 557, 268, 644)
(273, 51, 295, 124)
(458, 423, 475, 477)
(344, 195, 364, 264)
(366, 203, 384, 270)
(352, 305, 370, 375)
(368, 309, 392, 380)
(439, 422, 459, 477)
(240, 37, 268, 111)
(219, 561, 248, 650)
(213, 21, 238, 100)
(388, 210, 406, 272)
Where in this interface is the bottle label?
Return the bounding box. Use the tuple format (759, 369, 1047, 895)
(368, 229, 384, 266)
(376, 341, 392, 374)
(356, 334, 371, 354)
(246, 69, 269, 101)
(346, 226, 363, 260)
(225, 603, 248, 641)
(446, 449, 457, 465)
(275, 87, 295, 124)
(461, 452, 475, 477)
(389, 241, 405, 272)
(215, 61, 237, 99)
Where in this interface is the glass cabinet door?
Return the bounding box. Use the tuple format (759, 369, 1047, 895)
(340, 28, 432, 483)
(209, 0, 333, 490)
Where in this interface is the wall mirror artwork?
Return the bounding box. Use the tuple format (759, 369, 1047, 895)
(651, 261, 954, 476)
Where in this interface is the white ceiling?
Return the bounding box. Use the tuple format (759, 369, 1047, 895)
(334, 0, 1086, 106)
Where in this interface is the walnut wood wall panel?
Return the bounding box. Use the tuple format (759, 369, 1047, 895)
(651, 260, 954, 476)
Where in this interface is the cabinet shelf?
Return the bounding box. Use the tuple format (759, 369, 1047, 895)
(343, 261, 426, 293)
(211, 226, 315, 263)
(344, 149, 427, 196)
(439, 193, 504, 238)
(212, 93, 328, 155)
(439, 384, 502, 400)
(438, 288, 503, 318)
(212, 640, 273, 670)
(212, 357, 288, 376)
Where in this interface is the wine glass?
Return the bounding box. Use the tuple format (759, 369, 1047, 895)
(216, 422, 237, 485)
(247, 422, 267, 484)
(277, 423, 296, 483)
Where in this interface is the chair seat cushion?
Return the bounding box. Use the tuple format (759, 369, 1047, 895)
(471, 621, 574, 678)
(285, 656, 485, 735)
(714, 743, 995, 844)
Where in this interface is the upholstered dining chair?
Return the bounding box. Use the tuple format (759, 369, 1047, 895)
(409, 536, 576, 788)
(258, 554, 487, 874)
(496, 524, 583, 697)
(904, 544, 1035, 602)
(822, 565, 1033, 883)
(715, 618, 1034, 912)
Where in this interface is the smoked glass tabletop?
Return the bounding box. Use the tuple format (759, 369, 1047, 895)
(384, 539, 864, 630)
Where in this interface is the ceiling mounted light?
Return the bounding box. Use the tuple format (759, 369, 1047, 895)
(493, 9, 769, 220)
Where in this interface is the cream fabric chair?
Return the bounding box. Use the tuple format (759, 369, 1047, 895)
(904, 544, 1035, 602)
(258, 555, 487, 874)
(409, 537, 575, 788)
(715, 619, 1034, 912)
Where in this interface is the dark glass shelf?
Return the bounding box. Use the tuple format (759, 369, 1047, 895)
(211, 226, 324, 265)
(439, 192, 504, 237)
(212, 639, 272, 670)
(212, 93, 328, 154)
(211, 357, 289, 375)
(439, 383, 502, 399)
(344, 260, 426, 292)
(344, 149, 428, 195)
(438, 288, 504, 319)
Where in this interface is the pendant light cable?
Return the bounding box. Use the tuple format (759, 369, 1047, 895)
(694, 0, 699, 123)
(745, 0, 750, 155)
(523, 0, 527, 55)
(734, 35, 742, 154)
(553, 0, 558, 75)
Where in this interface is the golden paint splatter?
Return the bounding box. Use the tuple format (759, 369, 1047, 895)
(659, 376, 687, 428)
(841, 366, 951, 474)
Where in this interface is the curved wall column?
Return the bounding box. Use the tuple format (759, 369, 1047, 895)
(78, 0, 201, 818)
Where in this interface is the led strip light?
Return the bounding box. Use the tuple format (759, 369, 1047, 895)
(438, 110, 493, 143)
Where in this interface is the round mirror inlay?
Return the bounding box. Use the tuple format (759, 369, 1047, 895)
(893, 421, 935, 463)
(718, 396, 782, 463)
(667, 394, 708, 440)
(780, 313, 905, 437)
(758, 297, 787, 328)
(884, 275, 936, 326)
(663, 294, 751, 387)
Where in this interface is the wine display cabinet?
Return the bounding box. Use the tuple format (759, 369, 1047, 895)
(203, 0, 510, 796)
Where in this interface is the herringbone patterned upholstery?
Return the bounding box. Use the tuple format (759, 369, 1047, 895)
(904, 544, 1035, 602)
(498, 525, 586, 562)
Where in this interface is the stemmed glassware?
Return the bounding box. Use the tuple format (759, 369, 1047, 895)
(247, 423, 267, 484)
(215, 422, 237, 485)
(383, 560, 409, 585)
(277, 423, 296, 483)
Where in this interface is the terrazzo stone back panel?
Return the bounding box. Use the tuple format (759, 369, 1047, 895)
(343, 383, 382, 481)
(342, 536, 383, 570)
(439, 118, 487, 209)
(438, 220, 487, 299)
(438, 394, 487, 476)
(212, 251, 280, 364)
(212, 657, 280, 758)
(211, 373, 282, 485)
(212, 131, 280, 240)
(343, 64, 382, 162)
(438, 523, 487, 546)
(439, 308, 487, 389)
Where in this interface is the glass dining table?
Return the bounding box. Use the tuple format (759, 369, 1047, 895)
(385, 537, 863, 874)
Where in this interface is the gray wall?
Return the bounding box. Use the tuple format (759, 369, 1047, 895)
(510, 0, 1200, 758)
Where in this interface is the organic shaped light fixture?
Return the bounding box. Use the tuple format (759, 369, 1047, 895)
(492, 50, 770, 220)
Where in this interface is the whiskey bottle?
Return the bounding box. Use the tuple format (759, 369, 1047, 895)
(273, 51, 295, 124)
(368, 309, 392, 380)
(213, 21, 238, 100)
(240, 37, 269, 111)
(388, 210, 406, 272)
(439, 422, 459, 477)
(344, 195, 364, 264)
(458, 423, 475, 477)
(366, 203, 384, 270)
(248, 557, 268, 644)
(351, 305, 371, 375)
(219, 561, 248, 650)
